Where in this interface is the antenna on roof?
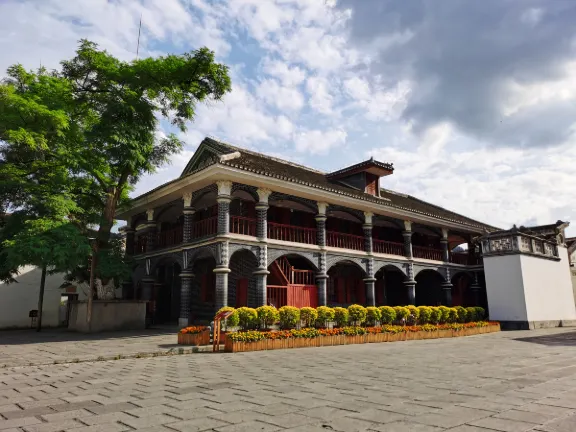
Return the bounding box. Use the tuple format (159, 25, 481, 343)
(136, 14, 142, 60)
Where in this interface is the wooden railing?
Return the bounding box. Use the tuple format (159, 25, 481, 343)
(450, 252, 469, 265)
(268, 222, 317, 244)
(135, 236, 147, 254)
(373, 239, 404, 256)
(230, 216, 256, 236)
(276, 257, 291, 285)
(191, 217, 217, 239)
(267, 285, 317, 308)
(326, 231, 364, 251)
(413, 245, 443, 261)
(156, 226, 183, 249)
(292, 269, 315, 285)
(267, 285, 287, 308)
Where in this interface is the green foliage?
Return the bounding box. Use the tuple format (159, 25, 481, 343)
(315, 306, 335, 328)
(417, 306, 432, 324)
(236, 307, 258, 330)
(465, 307, 477, 322)
(438, 306, 450, 324)
(394, 306, 410, 322)
(455, 306, 468, 323)
(347, 304, 367, 326)
(448, 307, 459, 323)
(379, 306, 397, 324)
(278, 306, 300, 329)
(429, 307, 442, 324)
(299, 307, 318, 328)
(216, 307, 239, 329)
(474, 307, 486, 321)
(256, 306, 279, 329)
(333, 307, 349, 328)
(365, 307, 381, 326)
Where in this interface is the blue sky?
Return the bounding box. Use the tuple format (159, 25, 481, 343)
(1, 0, 575, 235)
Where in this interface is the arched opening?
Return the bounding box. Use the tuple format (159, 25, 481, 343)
(328, 261, 366, 306)
(375, 266, 407, 306)
(267, 254, 317, 308)
(415, 269, 444, 306)
(154, 261, 182, 324)
(190, 257, 217, 322)
(229, 250, 258, 308)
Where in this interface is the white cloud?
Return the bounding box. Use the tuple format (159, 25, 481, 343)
(343, 77, 411, 121)
(306, 76, 336, 115)
(256, 78, 305, 112)
(294, 129, 347, 155)
(261, 58, 306, 86)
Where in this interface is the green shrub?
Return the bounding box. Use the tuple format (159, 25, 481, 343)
(455, 306, 467, 323)
(315, 306, 335, 328)
(429, 307, 442, 324)
(216, 306, 239, 330)
(417, 306, 432, 324)
(256, 306, 279, 329)
(438, 306, 450, 323)
(448, 307, 459, 323)
(365, 307, 381, 326)
(379, 306, 396, 324)
(474, 306, 486, 321)
(348, 304, 367, 326)
(300, 307, 318, 327)
(406, 305, 419, 324)
(394, 306, 410, 323)
(236, 307, 258, 330)
(333, 307, 349, 327)
(465, 307, 478, 322)
(278, 306, 300, 329)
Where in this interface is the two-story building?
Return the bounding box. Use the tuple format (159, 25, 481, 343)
(117, 137, 498, 326)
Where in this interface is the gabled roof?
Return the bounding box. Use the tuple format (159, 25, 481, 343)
(143, 137, 499, 231)
(326, 158, 394, 180)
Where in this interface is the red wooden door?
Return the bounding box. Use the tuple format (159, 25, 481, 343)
(336, 278, 346, 303)
(236, 278, 248, 307)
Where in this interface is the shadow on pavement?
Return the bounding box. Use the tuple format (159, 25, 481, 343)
(0, 326, 178, 345)
(514, 330, 576, 347)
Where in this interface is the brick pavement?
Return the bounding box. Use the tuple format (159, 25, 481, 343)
(1, 328, 576, 431)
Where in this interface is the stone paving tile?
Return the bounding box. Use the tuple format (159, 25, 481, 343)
(64, 423, 131, 432)
(467, 416, 537, 431)
(21, 419, 85, 432)
(214, 420, 281, 432)
(494, 408, 559, 424)
(534, 413, 576, 432)
(315, 416, 378, 431)
(369, 422, 444, 432)
(261, 412, 318, 428)
(166, 417, 231, 432)
(411, 406, 493, 429)
(0, 416, 43, 430)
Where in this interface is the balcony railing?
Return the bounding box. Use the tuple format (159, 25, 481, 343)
(412, 245, 443, 261)
(292, 269, 315, 285)
(326, 231, 364, 251)
(156, 226, 183, 250)
(450, 252, 469, 265)
(230, 216, 256, 236)
(373, 239, 404, 256)
(268, 222, 317, 245)
(267, 285, 288, 308)
(135, 236, 147, 254)
(191, 217, 217, 239)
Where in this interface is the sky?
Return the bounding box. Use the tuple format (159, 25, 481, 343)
(1, 0, 575, 235)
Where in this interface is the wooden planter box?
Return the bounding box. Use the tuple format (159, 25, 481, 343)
(178, 330, 210, 346)
(224, 323, 501, 353)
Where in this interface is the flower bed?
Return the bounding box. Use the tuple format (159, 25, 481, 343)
(177, 326, 210, 346)
(224, 322, 500, 353)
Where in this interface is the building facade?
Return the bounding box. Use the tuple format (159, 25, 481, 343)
(116, 138, 498, 327)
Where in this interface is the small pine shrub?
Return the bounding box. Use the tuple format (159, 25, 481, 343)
(300, 307, 318, 327)
(406, 305, 419, 324)
(474, 306, 486, 321)
(348, 304, 367, 326)
(448, 307, 459, 323)
(237, 307, 258, 330)
(417, 306, 432, 324)
(216, 306, 239, 329)
(455, 306, 467, 323)
(379, 306, 396, 324)
(256, 306, 279, 329)
(438, 306, 450, 323)
(333, 307, 349, 328)
(429, 307, 442, 324)
(315, 306, 335, 328)
(365, 307, 381, 326)
(278, 306, 300, 329)
(394, 306, 410, 323)
(465, 307, 477, 322)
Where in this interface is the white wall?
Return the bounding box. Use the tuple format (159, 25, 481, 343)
(521, 247, 576, 322)
(483, 254, 528, 322)
(0, 266, 67, 329)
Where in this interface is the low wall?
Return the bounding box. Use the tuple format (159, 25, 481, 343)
(69, 300, 147, 333)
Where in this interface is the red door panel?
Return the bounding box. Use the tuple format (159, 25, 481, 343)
(236, 278, 248, 307)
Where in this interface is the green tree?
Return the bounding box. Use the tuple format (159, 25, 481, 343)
(1, 218, 90, 331)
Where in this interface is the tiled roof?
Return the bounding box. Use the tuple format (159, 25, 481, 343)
(326, 158, 393, 178)
(193, 138, 497, 231)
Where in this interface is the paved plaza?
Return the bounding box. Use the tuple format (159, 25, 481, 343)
(2, 329, 576, 431)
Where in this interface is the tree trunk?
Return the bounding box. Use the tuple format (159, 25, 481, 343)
(36, 264, 47, 332)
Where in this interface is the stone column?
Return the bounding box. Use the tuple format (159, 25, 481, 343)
(404, 261, 416, 305)
(441, 228, 450, 262)
(216, 181, 232, 236)
(142, 209, 157, 252)
(256, 188, 271, 241)
(316, 202, 328, 248)
(363, 211, 373, 254)
(470, 271, 481, 306)
(254, 244, 269, 307)
(316, 251, 328, 306)
(402, 221, 413, 259)
(182, 192, 195, 243)
(364, 278, 376, 306)
(179, 271, 194, 327)
(441, 267, 453, 306)
(214, 241, 230, 311)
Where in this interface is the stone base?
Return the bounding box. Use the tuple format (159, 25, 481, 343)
(178, 318, 189, 328)
(499, 320, 576, 330)
(68, 300, 147, 333)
